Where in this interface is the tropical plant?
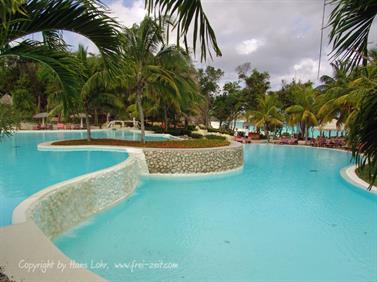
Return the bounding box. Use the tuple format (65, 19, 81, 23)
(145, 0, 222, 61)
(328, 0, 377, 70)
(285, 84, 318, 143)
(328, 1, 377, 186)
(122, 17, 198, 143)
(348, 62, 377, 189)
(0, 0, 121, 110)
(247, 94, 283, 141)
(0, 103, 19, 138)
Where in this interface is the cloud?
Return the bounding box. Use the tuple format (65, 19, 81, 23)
(236, 38, 265, 55)
(108, 0, 145, 27)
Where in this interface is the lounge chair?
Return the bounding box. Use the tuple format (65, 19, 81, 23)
(32, 124, 41, 130)
(57, 123, 65, 130)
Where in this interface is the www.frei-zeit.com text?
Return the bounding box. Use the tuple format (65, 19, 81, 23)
(18, 259, 179, 273)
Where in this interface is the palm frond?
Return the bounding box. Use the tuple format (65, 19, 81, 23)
(328, 0, 377, 70)
(5, 0, 121, 70)
(1, 40, 80, 110)
(145, 0, 221, 61)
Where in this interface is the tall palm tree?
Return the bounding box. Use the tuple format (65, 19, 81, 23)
(317, 61, 352, 126)
(76, 45, 124, 141)
(0, 1, 121, 109)
(329, 1, 377, 187)
(285, 85, 318, 143)
(247, 95, 283, 142)
(121, 17, 195, 143)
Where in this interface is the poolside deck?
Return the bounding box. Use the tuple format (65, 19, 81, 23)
(0, 221, 106, 282)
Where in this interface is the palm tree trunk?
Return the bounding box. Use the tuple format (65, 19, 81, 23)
(305, 124, 308, 144)
(265, 125, 269, 143)
(94, 108, 98, 126)
(136, 92, 145, 143)
(85, 105, 91, 142)
(163, 105, 168, 133)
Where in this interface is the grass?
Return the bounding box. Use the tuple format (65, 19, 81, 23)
(356, 164, 376, 186)
(52, 138, 230, 148)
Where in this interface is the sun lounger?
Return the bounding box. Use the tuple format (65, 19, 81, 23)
(57, 123, 65, 130)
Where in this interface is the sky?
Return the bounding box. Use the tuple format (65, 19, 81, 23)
(66, 0, 377, 90)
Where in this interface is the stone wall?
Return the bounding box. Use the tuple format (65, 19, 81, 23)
(27, 153, 148, 239)
(143, 142, 243, 174)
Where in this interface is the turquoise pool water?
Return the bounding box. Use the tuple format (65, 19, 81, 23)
(55, 145, 377, 282)
(0, 130, 167, 226)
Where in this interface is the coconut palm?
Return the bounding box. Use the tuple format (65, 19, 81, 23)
(348, 62, 377, 189)
(317, 61, 353, 126)
(121, 17, 199, 143)
(145, 0, 222, 61)
(285, 85, 318, 143)
(247, 95, 283, 142)
(328, 0, 377, 70)
(76, 45, 124, 141)
(0, 0, 121, 109)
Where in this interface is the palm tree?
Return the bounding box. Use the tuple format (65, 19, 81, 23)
(121, 17, 195, 143)
(328, 0, 377, 70)
(247, 95, 283, 142)
(348, 62, 377, 189)
(285, 85, 318, 143)
(0, 0, 121, 109)
(76, 45, 125, 141)
(144, 0, 222, 61)
(317, 61, 353, 126)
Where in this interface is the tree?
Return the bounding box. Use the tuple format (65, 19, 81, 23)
(0, 0, 122, 111)
(144, 0, 222, 61)
(198, 66, 224, 127)
(122, 17, 196, 143)
(329, 0, 377, 70)
(317, 61, 360, 127)
(285, 84, 318, 143)
(237, 65, 270, 111)
(0, 103, 19, 138)
(247, 94, 283, 141)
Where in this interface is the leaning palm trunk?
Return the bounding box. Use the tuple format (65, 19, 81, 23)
(136, 92, 145, 143)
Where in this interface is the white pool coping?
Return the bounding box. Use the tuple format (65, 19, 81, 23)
(340, 165, 377, 194)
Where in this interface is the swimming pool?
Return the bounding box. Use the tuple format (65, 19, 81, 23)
(0, 130, 167, 226)
(54, 145, 377, 281)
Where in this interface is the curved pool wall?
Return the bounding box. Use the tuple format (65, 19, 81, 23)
(13, 150, 148, 239)
(144, 142, 243, 174)
(0, 131, 133, 227)
(12, 141, 244, 239)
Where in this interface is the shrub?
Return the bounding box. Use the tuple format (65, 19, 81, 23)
(205, 134, 226, 140)
(187, 125, 196, 131)
(207, 127, 219, 133)
(167, 128, 192, 136)
(190, 133, 203, 139)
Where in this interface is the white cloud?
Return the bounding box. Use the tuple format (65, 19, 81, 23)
(236, 38, 265, 55)
(271, 57, 332, 89)
(108, 0, 146, 28)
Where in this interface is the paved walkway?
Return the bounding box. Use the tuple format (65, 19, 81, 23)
(0, 221, 106, 282)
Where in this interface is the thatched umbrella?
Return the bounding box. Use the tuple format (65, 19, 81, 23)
(33, 112, 49, 125)
(317, 119, 344, 137)
(70, 113, 91, 128)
